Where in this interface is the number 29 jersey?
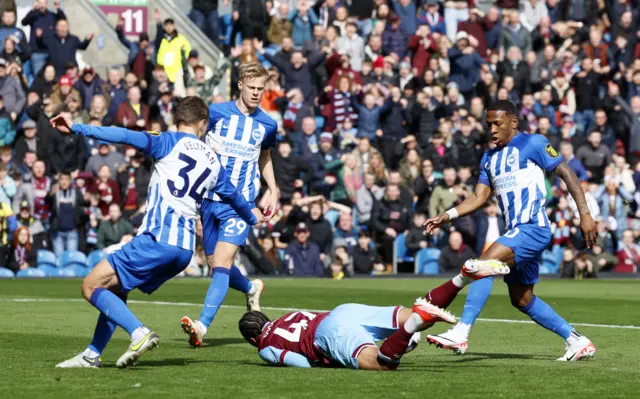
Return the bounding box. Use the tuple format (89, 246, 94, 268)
(140, 132, 223, 251)
(258, 311, 330, 364)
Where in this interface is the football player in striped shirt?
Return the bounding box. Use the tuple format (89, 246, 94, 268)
(181, 62, 279, 347)
(52, 97, 264, 369)
(424, 100, 598, 361)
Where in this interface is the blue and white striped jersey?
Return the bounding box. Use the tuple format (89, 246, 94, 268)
(204, 101, 278, 203)
(71, 125, 256, 252)
(478, 133, 563, 231)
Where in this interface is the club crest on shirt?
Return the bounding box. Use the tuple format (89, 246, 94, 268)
(252, 128, 263, 142)
(148, 130, 161, 136)
(545, 144, 559, 158)
(506, 153, 517, 167)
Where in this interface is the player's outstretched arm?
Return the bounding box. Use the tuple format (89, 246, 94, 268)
(211, 166, 264, 226)
(554, 161, 596, 248)
(424, 183, 492, 234)
(259, 346, 312, 368)
(50, 114, 156, 156)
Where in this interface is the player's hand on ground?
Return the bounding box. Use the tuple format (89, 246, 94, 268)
(424, 213, 450, 235)
(252, 208, 265, 225)
(580, 213, 597, 248)
(50, 113, 74, 134)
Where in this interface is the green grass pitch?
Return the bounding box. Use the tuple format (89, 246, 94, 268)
(1, 278, 639, 398)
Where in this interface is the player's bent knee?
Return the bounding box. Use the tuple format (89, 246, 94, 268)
(81, 259, 119, 301)
(357, 346, 398, 371)
(210, 242, 240, 268)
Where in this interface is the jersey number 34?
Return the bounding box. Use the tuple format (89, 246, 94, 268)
(167, 153, 212, 202)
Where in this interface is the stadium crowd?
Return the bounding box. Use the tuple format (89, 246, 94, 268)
(0, 0, 639, 279)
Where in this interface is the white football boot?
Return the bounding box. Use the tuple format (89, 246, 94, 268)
(116, 328, 159, 368)
(557, 335, 596, 361)
(246, 279, 264, 312)
(462, 259, 511, 281)
(426, 323, 470, 355)
(56, 350, 102, 368)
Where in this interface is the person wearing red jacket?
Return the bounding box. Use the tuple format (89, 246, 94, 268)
(616, 229, 640, 273)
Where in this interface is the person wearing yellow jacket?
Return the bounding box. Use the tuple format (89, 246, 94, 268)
(154, 15, 192, 83)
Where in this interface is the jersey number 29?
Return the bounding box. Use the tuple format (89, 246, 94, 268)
(168, 153, 212, 202)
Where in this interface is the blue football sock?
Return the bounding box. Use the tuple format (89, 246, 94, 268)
(229, 265, 252, 294)
(199, 267, 230, 328)
(88, 294, 127, 354)
(88, 314, 117, 355)
(89, 288, 142, 336)
(460, 277, 494, 325)
(519, 296, 573, 339)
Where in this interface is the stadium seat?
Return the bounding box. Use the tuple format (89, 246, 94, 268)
(415, 248, 441, 275)
(315, 116, 325, 131)
(392, 234, 415, 273)
(63, 265, 89, 278)
(540, 250, 559, 274)
(58, 250, 89, 268)
(38, 264, 59, 277)
(87, 250, 107, 268)
(37, 250, 57, 268)
(0, 267, 14, 278)
(16, 268, 46, 278)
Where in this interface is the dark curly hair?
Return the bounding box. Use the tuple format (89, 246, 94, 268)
(238, 311, 270, 347)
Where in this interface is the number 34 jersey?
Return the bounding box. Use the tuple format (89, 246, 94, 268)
(258, 311, 330, 364)
(140, 132, 226, 251)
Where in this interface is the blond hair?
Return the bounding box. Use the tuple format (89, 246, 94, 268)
(239, 62, 269, 82)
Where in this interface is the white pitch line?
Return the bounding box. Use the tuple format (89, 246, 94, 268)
(4, 297, 640, 330)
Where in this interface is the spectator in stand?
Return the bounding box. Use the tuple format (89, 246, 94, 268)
(336, 22, 365, 72)
(520, 0, 548, 31)
(308, 132, 339, 197)
(418, 0, 445, 36)
(0, 58, 23, 121)
(474, 200, 505, 255)
(117, 151, 150, 220)
(443, 0, 469, 42)
(447, 31, 486, 98)
(588, 239, 618, 273)
(439, 230, 476, 273)
(189, 0, 220, 45)
(616, 229, 640, 273)
(116, 86, 149, 130)
(323, 151, 362, 206)
(73, 67, 108, 112)
(7, 225, 35, 272)
(382, 14, 409, 60)
(50, 75, 79, 113)
(356, 171, 383, 227)
(14, 119, 44, 167)
(116, 17, 152, 83)
(0, 95, 15, 147)
(430, 166, 458, 218)
(319, 77, 358, 134)
(293, 116, 319, 157)
(268, 2, 293, 46)
(36, 18, 93, 78)
(88, 94, 113, 127)
(97, 203, 132, 250)
(49, 115, 84, 176)
(257, 38, 329, 102)
(105, 68, 126, 118)
(572, 57, 602, 134)
(457, 8, 488, 58)
(333, 211, 358, 253)
(306, 200, 333, 259)
(85, 142, 125, 182)
(289, 0, 318, 48)
(272, 140, 313, 202)
(379, 86, 410, 168)
(596, 172, 633, 241)
(501, 11, 532, 56)
(414, 158, 437, 214)
(30, 64, 56, 98)
(232, 0, 269, 42)
(577, 131, 611, 183)
(153, 10, 191, 83)
(424, 132, 456, 173)
(48, 171, 83, 257)
(531, 44, 561, 92)
(285, 222, 324, 276)
(91, 164, 121, 216)
(0, 161, 15, 204)
(31, 159, 50, 224)
(559, 141, 588, 183)
(497, 46, 530, 95)
(371, 183, 411, 266)
(0, 9, 30, 65)
(21, 0, 66, 76)
(405, 212, 428, 252)
(352, 230, 385, 275)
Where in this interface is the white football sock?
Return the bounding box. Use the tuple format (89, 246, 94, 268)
(247, 282, 256, 296)
(83, 347, 100, 358)
(403, 313, 422, 334)
(196, 320, 208, 336)
(452, 273, 473, 288)
(453, 322, 472, 340)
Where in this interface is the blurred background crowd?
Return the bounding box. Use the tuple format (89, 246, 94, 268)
(0, 0, 638, 279)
